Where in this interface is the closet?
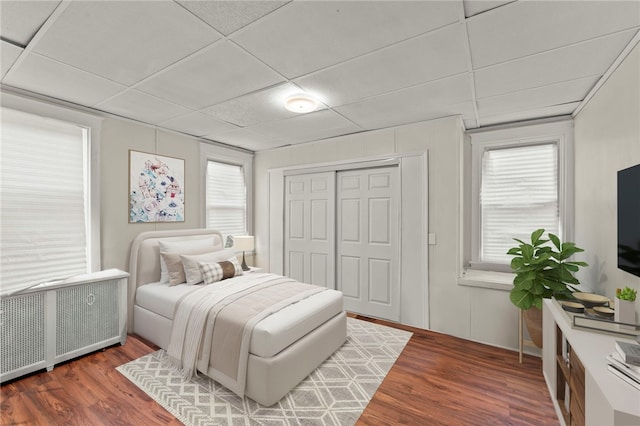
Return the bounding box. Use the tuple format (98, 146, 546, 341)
(269, 153, 428, 328)
(284, 166, 400, 321)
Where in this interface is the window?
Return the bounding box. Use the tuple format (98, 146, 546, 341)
(469, 120, 573, 272)
(205, 160, 247, 240)
(0, 106, 97, 295)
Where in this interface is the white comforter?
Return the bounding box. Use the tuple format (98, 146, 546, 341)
(167, 273, 325, 397)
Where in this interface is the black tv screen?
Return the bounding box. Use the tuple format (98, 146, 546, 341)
(618, 163, 640, 277)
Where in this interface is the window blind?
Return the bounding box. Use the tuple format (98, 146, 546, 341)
(1, 108, 89, 294)
(205, 161, 247, 240)
(480, 143, 559, 263)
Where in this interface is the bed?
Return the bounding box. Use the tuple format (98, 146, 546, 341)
(127, 229, 347, 406)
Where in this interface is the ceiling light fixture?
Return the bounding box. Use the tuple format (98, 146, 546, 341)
(284, 93, 318, 113)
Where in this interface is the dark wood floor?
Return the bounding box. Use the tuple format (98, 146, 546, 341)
(1, 317, 558, 425)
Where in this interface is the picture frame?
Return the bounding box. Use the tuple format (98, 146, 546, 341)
(129, 150, 185, 223)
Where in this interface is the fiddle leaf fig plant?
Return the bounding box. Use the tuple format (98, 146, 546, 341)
(507, 229, 588, 310)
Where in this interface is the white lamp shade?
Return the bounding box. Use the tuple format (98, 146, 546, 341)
(233, 235, 254, 251)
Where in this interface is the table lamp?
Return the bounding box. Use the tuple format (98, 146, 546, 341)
(233, 236, 254, 271)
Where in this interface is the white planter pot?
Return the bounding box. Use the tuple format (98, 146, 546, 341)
(615, 299, 636, 329)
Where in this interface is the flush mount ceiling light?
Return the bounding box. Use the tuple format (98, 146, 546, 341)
(284, 93, 318, 113)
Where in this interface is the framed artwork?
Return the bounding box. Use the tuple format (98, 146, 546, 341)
(129, 150, 185, 223)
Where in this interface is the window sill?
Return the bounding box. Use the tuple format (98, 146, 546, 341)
(457, 269, 514, 291)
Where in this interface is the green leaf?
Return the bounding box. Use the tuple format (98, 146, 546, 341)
(560, 244, 584, 260)
(564, 263, 579, 272)
(513, 273, 533, 289)
(510, 288, 534, 310)
(530, 253, 551, 265)
(511, 257, 525, 270)
(531, 229, 545, 245)
(549, 233, 561, 251)
(507, 247, 522, 256)
(530, 280, 546, 295)
(533, 298, 544, 310)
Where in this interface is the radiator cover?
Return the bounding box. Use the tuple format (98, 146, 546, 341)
(0, 269, 128, 382)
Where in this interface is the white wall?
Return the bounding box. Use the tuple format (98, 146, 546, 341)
(100, 119, 206, 272)
(254, 116, 486, 339)
(574, 42, 640, 319)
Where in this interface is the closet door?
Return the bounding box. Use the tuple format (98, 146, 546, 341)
(284, 172, 335, 288)
(337, 167, 400, 321)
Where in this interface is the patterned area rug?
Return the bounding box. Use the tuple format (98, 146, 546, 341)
(117, 318, 411, 426)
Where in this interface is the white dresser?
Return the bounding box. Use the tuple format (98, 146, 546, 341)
(542, 299, 640, 426)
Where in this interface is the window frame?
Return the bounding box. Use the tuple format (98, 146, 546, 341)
(1, 90, 102, 290)
(200, 142, 253, 242)
(468, 119, 574, 273)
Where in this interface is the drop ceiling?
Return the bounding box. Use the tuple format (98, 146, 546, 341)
(1, 1, 639, 152)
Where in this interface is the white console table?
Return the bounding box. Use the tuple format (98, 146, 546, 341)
(543, 299, 640, 426)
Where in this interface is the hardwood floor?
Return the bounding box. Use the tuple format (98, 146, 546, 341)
(1, 317, 559, 425)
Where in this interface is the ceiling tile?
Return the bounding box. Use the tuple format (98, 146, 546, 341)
(95, 90, 191, 124)
(0, 0, 61, 46)
(474, 29, 638, 99)
(1, 41, 22, 79)
(136, 41, 285, 110)
(468, 0, 640, 68)
(335, 74, 473, 129)
(247, 109, 361, 144)
(479, 103, 580, 127)
(159, 112, 238, 137)
(31, 1, 221, 86)
(231, 1, 461, 78)
(3, 53, 126, 106)
(477, 76, 599, 117)
(205, 127, 281, 151)
(463, 1, 514, 18)
(176, 1, 289, 35)
(203, 83, 326, 127)
(295, 24, 468, 107)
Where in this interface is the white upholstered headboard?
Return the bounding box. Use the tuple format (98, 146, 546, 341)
(127, 229, 224, 332)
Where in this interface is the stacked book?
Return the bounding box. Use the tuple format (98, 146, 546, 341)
(607, 341, 640, 391)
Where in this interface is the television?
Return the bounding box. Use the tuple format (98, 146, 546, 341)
(618, 163, 640, 277)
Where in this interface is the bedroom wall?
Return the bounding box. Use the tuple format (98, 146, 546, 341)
(100, 119, 204, 272)
(254, 116, 487, 341)
(573, 41, 640, 319)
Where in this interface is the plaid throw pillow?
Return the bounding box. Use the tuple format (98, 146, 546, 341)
(198, 257, 243, 285)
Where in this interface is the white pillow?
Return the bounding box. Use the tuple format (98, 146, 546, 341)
(180, 249, 237, 285)
(158, 237, 216, 283)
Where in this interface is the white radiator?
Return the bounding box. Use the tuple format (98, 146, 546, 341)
(0, 269, 128, 383)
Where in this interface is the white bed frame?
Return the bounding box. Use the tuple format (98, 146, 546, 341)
(128, 229, 347, 406)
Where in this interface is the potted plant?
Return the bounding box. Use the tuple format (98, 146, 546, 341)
(507, 229, 588, 347)
(615, 286, 637, 328)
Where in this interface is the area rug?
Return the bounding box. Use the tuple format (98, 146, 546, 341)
(117, 318, 411, 426)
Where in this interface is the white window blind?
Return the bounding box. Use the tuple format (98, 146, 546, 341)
(1, 108, 89, 295)
(480, 143, 559, 263)
(206, 161, 247, 240)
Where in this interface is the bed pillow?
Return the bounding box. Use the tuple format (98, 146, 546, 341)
(158, 237, 216, 283)
(159, 252, 189, 286)
(180, 249, 237, 285)
(198, 257, 243, 285)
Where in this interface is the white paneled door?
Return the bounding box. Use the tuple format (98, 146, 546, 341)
(336, 167, 400, 321)
(284, 167, 400, 320)
(284, 172, 336, 288)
